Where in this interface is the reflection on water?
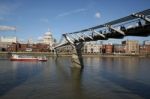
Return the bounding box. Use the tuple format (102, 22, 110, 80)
(0, 57, 150, 99)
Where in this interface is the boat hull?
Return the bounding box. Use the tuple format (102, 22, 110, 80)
(10, 58, 38, 62)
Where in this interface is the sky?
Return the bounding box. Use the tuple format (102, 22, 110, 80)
(0, 0, 150, 44)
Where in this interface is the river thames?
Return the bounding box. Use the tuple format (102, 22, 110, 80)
(0, 56, 150, 99)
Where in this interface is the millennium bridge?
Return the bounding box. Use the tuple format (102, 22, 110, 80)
(54, 9, 150, 69)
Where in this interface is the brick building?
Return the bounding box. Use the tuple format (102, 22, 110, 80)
(114, 44, 125, 54)
(140, 45, 150, 55)
(104, 44, 113, 54)
(7, 43, 50, 52)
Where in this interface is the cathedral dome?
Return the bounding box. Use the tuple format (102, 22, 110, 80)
(41, 30, 54, 46)
(44, 31, 52, 36)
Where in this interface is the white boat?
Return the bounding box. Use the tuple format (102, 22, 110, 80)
(10, 54, 47, 62)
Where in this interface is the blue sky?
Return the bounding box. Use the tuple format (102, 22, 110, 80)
(0, 0, 150, 43)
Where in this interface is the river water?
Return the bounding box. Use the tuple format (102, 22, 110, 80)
(0, 56, 150, 99)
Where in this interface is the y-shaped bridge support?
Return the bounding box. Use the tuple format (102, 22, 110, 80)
(71, 42, 84, 69)
(63, 34, 84, 69)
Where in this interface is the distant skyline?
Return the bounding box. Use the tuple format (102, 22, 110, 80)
(0, 0, 150, 43)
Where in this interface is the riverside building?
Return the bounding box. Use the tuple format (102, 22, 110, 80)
(84, 42, 101, 53)
(122, 40, 139, 54)
(0, 36, 17, 51)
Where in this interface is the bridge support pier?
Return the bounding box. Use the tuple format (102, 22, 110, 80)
(71, 43, 84, 69)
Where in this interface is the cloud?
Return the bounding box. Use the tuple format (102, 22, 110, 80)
(0, 3, 10, 15)
(40, 18, 49, 23)
(56, 8, 87, 18)
(95, 12, 101, 19)
(0, 25, 16, 31)
(0, 16, 10, 21)
(0, 1, 21, 15)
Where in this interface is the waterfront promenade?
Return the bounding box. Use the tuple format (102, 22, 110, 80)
(0, 52, 150, 58)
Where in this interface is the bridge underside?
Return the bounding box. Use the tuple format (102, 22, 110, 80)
(125, 24, 150, 36)
(74, 24, 150, 43)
